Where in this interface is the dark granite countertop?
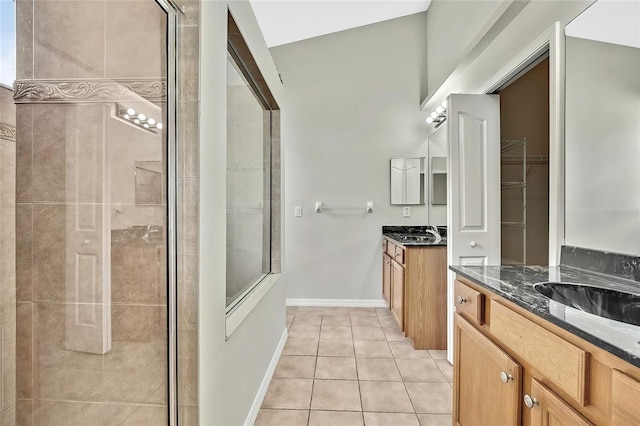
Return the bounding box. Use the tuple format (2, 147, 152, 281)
(382, 225, 448, 247)
(450, 264, 640, 368)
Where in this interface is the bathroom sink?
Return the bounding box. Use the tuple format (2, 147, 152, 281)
(390, 233, 442, 244)
(534, 282, 640, 327)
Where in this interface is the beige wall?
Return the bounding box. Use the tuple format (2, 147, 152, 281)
(0, 85, 17, 425)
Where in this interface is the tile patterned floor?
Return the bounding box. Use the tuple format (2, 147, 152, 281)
(255, 307, 453, 426)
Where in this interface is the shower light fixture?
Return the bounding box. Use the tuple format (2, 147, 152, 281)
(117, 104, 162, 133)
(426, 99, 447, 128)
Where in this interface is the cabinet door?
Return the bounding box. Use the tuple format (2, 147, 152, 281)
(526, 379, 593, 426)
(391, 260, 404, 331)
(612, 370, 640, 425)
(382, 253, 392, 307)
(454, 314, 521, 426)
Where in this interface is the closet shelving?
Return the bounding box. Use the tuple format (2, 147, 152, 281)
(501, 138, 527, 265)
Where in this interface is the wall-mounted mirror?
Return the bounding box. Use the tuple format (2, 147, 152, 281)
(390, 157, 425, 205)
(431, 157, 447, 205)
(564, 0, 640, 256)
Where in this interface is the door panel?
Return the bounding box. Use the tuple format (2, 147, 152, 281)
(528, 379, 593, 426)
(446, 94, 501, 362)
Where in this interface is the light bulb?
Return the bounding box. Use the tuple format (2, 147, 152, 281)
(147, 118, 156, 125)
(143, 123, 150, 128)
(138, 113, 146, 121)
(123, 114, 130, 119)
(157, 123, 163, 130)
(441, 100, 447, 108)
(430, 111, 437, 119)
(436, 106, 443, 114)
(127, 108, 136, 116)
(134, 119, 140, 124)
(426, 117, 433, 124)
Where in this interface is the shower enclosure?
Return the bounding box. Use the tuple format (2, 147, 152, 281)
(13, 0, 186, 424)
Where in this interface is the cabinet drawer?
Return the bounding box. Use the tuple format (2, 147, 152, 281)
(454, 280, 484, 325)
(612, 370, 640, 424)
(490, 301, 588, 405)
(393, 245, 405, 264)
(386, 240, 396, 256)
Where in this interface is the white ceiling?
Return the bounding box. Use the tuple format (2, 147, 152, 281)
(565, 0, 640, 49)
(250, 0, 432, 48)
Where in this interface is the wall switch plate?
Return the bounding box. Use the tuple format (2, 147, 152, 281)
(294, 206, 302, 217)
(403, 207, 411, 218)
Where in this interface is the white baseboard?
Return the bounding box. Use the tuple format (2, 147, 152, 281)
(286, 298, 387, 308)
(244, 327, 288, 426)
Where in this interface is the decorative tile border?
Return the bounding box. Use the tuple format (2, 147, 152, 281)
(0, 123, 15, 142)
(13, 79, 166, 103)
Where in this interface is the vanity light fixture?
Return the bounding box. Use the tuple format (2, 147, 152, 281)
(117, 103, 163, 133)
(426, 99, 447, 128)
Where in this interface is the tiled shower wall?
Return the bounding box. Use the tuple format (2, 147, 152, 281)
(12, 0, 201, 424)
(175, 0, 200, 424)
(0, 85, 17, 425)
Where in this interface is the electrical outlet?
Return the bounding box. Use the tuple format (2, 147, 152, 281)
(294, 206, 302, 217)
(403, 207, 411, 218)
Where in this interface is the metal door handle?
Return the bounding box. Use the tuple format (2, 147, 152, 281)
(500, 371, 513, 383)
(457, 296, 466, 304)
(470, 241, 477, 248)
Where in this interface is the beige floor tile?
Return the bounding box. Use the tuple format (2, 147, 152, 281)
(364, 412, 421, 426)
(310, 380, 361, 411)
(321, 315, 351, 326)
(297, 307, 325, 313)
(282, 338, 318, 356)
(286, 314, 295, 330)
(389, 341, 431, 359)
(262, 379, 313, 409)
(356, 358, 402, 381)
(360, 381, 414, 413)
(318, 339, 355, 357)
(286, 306, 298, 314)
(352, 326, 386, 341)
(255, 409, 309, 426)
(274, 355, 317, 379)
(293, 313, 323, 326)
(434, 360, 453, 383)
(428, 350, 447, 360)
(375, 308, 391, 316)
(405, 383, 452, 414)
(417, 413, 453, 426)
(383, 327, 406, 342)
(309, 410, 364, 426)
(288, 325, 321, 339)
(351, 315, 381, 327)
(349, 308, 377, 317)
(396, 359, 447, 382)
(320, 325, 352, 340)
(321, 307, 352, 315)
(354, 340, 392, 358)
(379, 317, 399, 328)
(315, 357, 357, 380)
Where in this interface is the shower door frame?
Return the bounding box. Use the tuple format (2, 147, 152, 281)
(155, 0, 180, 425)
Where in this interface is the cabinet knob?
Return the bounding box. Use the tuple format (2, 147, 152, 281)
(523, 394, 539, 409)
(500, 371, 513, 383)
(395, 253, 400, 257)
(456, 296, 467, 304)
(386, 261, 391, 265)
(470, 241, 477, 248)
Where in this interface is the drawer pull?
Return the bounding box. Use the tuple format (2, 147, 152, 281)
(395, 253, 400, 257)
(457, 296, 467, 304)
(500, 371, 513, 383)
(523, 394, 539, 409)
(385, 261, 391, 265)
(470, 241, 477, 248)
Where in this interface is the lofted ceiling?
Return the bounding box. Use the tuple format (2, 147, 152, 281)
(250, 0, 432, 48)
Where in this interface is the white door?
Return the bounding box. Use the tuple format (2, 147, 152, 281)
(446, 94, 501, 361)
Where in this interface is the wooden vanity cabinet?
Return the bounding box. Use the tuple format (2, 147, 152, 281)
(454, 275, 640, 426)
(454, 314, 522, 426)
(382, 237, 447, 349)
(382, 252, 392, 306)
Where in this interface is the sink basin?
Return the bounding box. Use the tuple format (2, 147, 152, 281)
(391, 234, 442, 244)
(534, 282, 640, 327)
